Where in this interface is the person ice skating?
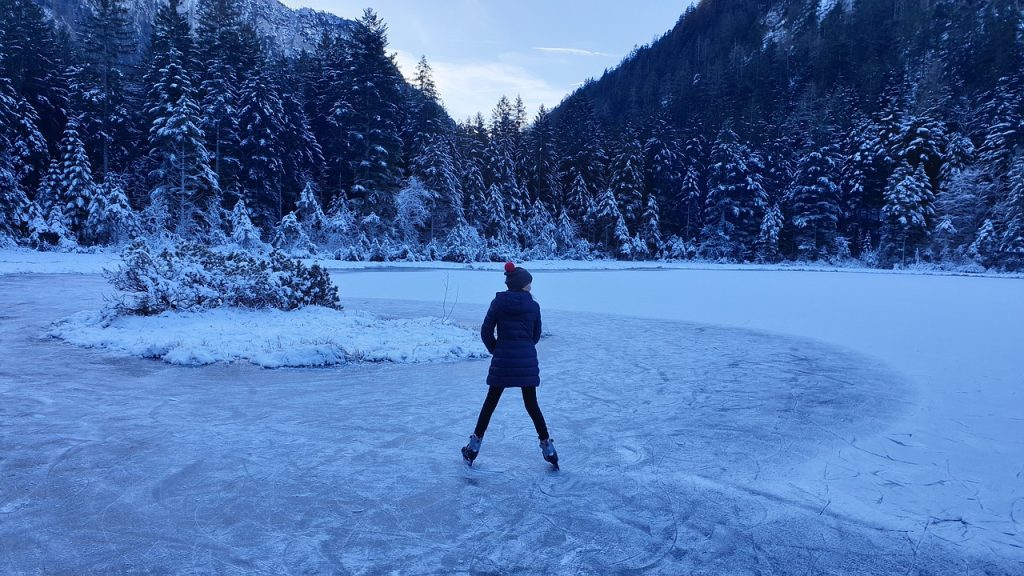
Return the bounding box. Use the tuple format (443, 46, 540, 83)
(462, 262, 559, 470)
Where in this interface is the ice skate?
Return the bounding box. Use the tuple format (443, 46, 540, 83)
(540, 438, 559, 470)
(461, 434, 482, 466)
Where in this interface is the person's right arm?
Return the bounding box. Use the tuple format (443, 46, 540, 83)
(532, 304, 542, 345)
(481, 302, 498, 354)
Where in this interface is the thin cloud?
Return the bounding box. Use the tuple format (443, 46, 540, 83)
(534, 47, 617, 57)
(394, 49, 568, 120)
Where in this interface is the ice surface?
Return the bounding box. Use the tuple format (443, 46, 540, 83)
(1, 265, 1022, 574)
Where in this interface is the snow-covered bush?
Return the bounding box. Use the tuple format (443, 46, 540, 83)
(662, 235, 698, 260)
(107, 241, 340, 316)
(440, 223, 486, 263)
(484, 235, 522, 262)
(395, 177, 433, 245)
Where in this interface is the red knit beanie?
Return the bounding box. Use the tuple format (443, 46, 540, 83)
(503, 261, 533, 290)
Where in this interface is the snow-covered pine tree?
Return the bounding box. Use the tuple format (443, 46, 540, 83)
(406, 55, 442, 151)
(147, 47, 220, 238)
(756, 203, 784, 263)
(594, 186, 625, 254)
(344, 9, 405, 215)
(0, 41, 27, 241)
(294, 181, 329, 245)
(195, 0, 261, 79)
(555, 92, 607, 203)
(0, 162, 25, 245)
(679, 135, 706, 242)
(412, 130, 463, 240)
(460, 158, 486, 228)
(0, 0, 68, 158)
(278, 90, 324, 212)
(56, 116, 97, 238)
(230, 199, 264, 251)
(941, 131, 975, 189)
(565, 170, 595, 241)
(881, 161, 934, 266)
(702, 127, 767, 260)
(894, 113, 949, 201)
(613, 212, 633, 260)
(406, 56, 450, 172)
(970, 218, 998, 267)
(512, 95, 529, 185)
(487, 96, 528, 237)
(309, 32, 351, 203)
(461, 113, 490, 168)
(931, 166, 986, 260)
(759, 138, 795, 221)
(76, 0, 136, 180)
(554, 207, 583, 257)
(523, 200, 557, 259)
(978, 75, 1022, 188)
(0, 31, 48, 199)
(272, 212, 314, 255)
(487, 144, 525, 242)
(481, 182, 509, 242)
(146, 0, 193, 71)
(455, 114, 489, 227)
(643, 114, 681, 233)
(414, 55, 439, 103)
(84, 178, 139, 245)
(8, 94, 48, 191)
(838, 116, 878, 256)
(608, 127, 645, 231)
(236, 70, 285, 229)
(198, 58, 240, 197)
(195, 0, 257, 195)
(872, 92, 905, 175)
(785, 147, 842, 260)
(997, 153, 1024, 269)
(640, 192, 663, 256)
(526, 105, 560, 208)
(30, 200, 75, 249)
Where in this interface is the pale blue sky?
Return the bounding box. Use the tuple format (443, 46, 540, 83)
(279, 0, 696, 120)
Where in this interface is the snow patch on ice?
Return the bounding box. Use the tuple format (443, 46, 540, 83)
(0, 247, 118, 275)
(47, 306, 489, 368)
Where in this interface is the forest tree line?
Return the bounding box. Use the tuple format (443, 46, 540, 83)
(2, 0, 1023, 269)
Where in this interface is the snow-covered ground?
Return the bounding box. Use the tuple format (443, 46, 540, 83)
(1, 253, 1022, 574)
(3, 246, 1022, 277)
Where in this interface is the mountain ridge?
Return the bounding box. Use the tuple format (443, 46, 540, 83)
(36, 0, 354, 55)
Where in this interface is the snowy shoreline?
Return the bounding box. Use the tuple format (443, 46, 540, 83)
(2, 247, 1023, 279)
(48, 306, 489, 368)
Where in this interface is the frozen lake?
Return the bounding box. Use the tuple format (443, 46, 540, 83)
(1, 264, 1022, 574)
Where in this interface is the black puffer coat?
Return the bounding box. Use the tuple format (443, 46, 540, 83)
(481, 290, 542, 387)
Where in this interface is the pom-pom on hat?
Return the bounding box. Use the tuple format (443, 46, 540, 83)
(503, 261, 533, 290)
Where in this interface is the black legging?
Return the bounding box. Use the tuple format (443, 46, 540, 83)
(474, 386, 549, 441)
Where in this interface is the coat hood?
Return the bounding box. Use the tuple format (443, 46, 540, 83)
(493, 290, 533, 315)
